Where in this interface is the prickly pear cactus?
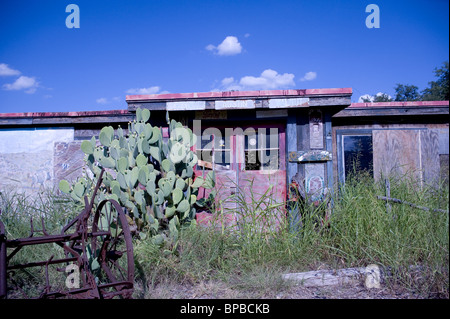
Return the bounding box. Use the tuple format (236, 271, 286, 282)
(59, 108, 215, 245)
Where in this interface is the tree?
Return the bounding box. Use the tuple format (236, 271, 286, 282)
(373, 93, 393, 102)
(359, 92, 393, 103)
(394, 84, 421, 101)
(422, 61, 449, 101)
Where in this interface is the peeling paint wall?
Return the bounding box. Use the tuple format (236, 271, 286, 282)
(0, 128, 76, 195)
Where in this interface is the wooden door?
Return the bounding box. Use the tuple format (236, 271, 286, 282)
(194, 123, 286, 229)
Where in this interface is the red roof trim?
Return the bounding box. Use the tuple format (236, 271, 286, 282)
(350, 101, 449, 108)
(126, 88, 353, 101)
(0, 109, 131, 118)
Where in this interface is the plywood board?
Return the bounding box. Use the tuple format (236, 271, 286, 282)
(373, 130, 421, 181)
(373, 129, 441, 184)
(420, 130, 440, 185)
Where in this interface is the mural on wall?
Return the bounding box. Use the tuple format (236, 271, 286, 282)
(54, 141, 86, 187)
(0, 128, 74, 195)
(305, 163, 325, 202)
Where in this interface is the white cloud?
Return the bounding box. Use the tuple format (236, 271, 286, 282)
(206, 36, 242, 56)
(358, 94, 373, 102)
(96, 97, 108, 104)
(221, 77, 235, 86)
(240, 69, 295, 90)
(300, 71, 317, 81)
(358, 92, 392, 102)
(244, 33, 251, 38)
(126, 86, 162, 95)
(0, 63, 21, 76)
(205, 44, 216, 51)
(216, 69, 296, 91)
(3, 76, 39, 94)
(96, 96, 125, 104)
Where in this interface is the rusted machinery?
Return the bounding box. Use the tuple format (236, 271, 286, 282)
(0, 169, 134, 299)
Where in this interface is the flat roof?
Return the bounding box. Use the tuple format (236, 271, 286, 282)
(0, 88, 447, 126)
(125, 88, 353, 102)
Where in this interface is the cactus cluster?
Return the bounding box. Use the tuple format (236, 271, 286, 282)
(59, 108, 215, 244)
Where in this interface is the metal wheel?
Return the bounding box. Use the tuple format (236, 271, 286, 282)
(90, 199, 134, 298)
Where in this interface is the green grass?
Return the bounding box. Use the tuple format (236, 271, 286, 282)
(1, 172, 448, 299)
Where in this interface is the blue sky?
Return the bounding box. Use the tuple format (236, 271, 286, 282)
(0, 0, 448, 113)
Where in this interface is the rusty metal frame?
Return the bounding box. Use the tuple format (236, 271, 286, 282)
(0, 168, 134, 299)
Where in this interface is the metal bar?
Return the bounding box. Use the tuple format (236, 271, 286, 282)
(7, 257, 78, 270)
(6, 231, 110, 248)
(377, 196, 448, 214)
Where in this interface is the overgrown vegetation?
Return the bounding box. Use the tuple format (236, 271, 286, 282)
(58, 108, 214, 250)
(132, 171, 448, 299)
(1, 171, 448, 298)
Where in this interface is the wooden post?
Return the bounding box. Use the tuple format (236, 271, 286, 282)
(385, 179, 392, 215)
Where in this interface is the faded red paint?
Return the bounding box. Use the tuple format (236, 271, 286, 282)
(196, 211, 238, 231)
(126, 88, 353, 102)
(193, 122, 287, 232)
(349, 101, 449, 108)
(0, 109, 131, 117)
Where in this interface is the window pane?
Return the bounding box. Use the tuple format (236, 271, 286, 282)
(343, 135, 373, 178)
(245, 132, 258, 150)
(197, 150, 213, 163)
(261, 149, 279, 170)
(215, 150, 231, 168)
(245, 150, 261, 170)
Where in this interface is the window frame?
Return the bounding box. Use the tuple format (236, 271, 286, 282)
(336, 129, 373, 184)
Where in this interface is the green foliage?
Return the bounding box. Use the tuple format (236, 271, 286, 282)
(394, 83, 421, 101)
(422, 61, 449, 101)
(58, 108, 215, 246)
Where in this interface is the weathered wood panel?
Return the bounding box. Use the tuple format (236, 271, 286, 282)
(288, 150, 332, 163)
(215, 100, 255, 110)
(420, 130, 440, 185)
(333, 107, 449, 118)
(268, 97, 309, 108)
(127, 102, 167, 111)
(286, 115, 298, 184)
(167, 101, 205, 111)
(373, 130, 422, 181)
(32, 115, 134, 125)
(308, 96, 351, 107)
(195, 170, 237, 211)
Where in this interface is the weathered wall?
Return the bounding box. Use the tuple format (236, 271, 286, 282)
(0, 128, 77, 195)
(332, 123, 449, 186)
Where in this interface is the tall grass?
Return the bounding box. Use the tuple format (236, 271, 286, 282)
(0, 189, 79, 298)
(134, 171, 448, 298)
(2, 172, 448, 298)
(323, 172, 448, 297)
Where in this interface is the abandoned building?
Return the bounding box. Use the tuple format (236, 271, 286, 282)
(0, 88, 448, 213)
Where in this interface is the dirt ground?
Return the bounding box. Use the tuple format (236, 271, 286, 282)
(136, 279, 429, 299)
